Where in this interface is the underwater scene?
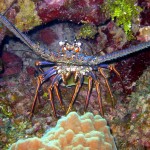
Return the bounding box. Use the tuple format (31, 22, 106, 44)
(0, 0, 150, 149)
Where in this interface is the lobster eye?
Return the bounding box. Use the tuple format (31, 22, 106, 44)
(59, 41, 65, 46)
(77, 42, 81, 47)
(74, 47, 80, 53)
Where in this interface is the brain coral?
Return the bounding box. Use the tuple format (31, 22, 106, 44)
(9, 112, 117, 150)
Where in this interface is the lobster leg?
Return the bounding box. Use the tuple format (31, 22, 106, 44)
(109, 65, 126, 94)
(66, 75, 83, 114)
(30, 67, 57, 118)
(98, 67, 115, 107)
(84, 71, 96, 111)
(54, 84, 65, 111)
(35, 60, 55, 73)
(44, 67, 57, 81)
(87, 69, 104, 116)
(84, 76, 93, 111)
(95, 80, 104, 116)
(53, 74, 65, 111)
(48, 85, 56, 117)
(48, 74, 65, 117)
(30, 75, 44, 118)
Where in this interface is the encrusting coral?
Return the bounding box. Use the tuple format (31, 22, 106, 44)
(76, 24, 97, 39)
(9, 112, 117, 150)
(15, 0, 41, 31)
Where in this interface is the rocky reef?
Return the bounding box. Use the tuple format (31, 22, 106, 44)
(127, 67, 150, 148)
(0, 0, 150, 150)
(110, 67, 150, 149)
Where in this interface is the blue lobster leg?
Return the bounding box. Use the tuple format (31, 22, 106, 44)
(44, 68, 57, 82)
(66, 75, 84, 114)
(35, 61, 55, 73)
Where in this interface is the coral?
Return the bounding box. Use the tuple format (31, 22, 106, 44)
(15, 0, 41, 31)
(104, 0, 142, 38)
(76, 23, 97, 39)
(9, 112, 117, 150)
(37, 0, 105, 25)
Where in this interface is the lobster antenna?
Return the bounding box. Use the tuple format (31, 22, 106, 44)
(0, 14, 35, 50)
(0, 13, 54, 61)
(91, 41, 150, 65)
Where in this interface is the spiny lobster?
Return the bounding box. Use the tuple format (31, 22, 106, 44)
(0, 13, 150, 118)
